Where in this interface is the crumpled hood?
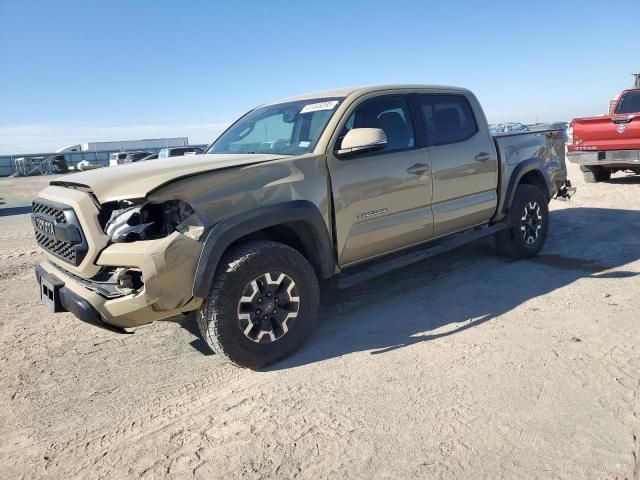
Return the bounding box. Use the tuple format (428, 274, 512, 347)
(50, 153, 286, 203)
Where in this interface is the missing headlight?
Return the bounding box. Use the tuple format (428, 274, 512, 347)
(105, 200, 204, 243)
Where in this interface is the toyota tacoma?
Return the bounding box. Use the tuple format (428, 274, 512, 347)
(32, 85, 569, 368)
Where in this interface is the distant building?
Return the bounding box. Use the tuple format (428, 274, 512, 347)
(56, 137, 189, 153)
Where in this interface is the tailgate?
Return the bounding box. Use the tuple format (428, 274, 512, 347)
(572, 115, 640, 152)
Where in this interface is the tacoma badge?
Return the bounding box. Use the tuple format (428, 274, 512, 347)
(356, 208, 390, 220)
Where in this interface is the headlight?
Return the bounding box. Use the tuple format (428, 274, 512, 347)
(105, 205, 146, 242)
(105, 200, 205, 243)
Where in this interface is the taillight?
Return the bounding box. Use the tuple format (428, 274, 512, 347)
(566, 126, 573, 144)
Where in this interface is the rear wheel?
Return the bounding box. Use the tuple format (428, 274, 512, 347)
(581, 165, 610, 183)
(197, 241, 319, 369)
(495, 184, 549, 259)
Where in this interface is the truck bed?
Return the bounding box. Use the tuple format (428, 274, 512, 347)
(492, 129, 567, 216)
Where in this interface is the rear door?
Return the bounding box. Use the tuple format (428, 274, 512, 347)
(327, 94, 434, 266)
(412, 92, 498, 237)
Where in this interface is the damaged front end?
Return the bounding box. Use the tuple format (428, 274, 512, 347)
(95, 230, 204, 322)
(33, 186, 206, 331)
(87, 198, 208, 326)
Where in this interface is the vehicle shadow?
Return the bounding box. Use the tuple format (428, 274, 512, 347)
(607, 173, 640, 185)
(174, 312, 215, 356)
(267, 207, 640, 370)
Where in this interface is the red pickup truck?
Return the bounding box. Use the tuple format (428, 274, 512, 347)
(567, 88, 640, 183)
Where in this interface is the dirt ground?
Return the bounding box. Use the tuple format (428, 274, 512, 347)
(1, 161, 639, 480)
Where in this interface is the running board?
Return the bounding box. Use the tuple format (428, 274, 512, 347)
(335, 223, 506, 289)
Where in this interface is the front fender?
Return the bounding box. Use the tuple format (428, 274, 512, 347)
(192, 200, 334, 298)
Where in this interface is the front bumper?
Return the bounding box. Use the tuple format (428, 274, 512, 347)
(35, 231, 204, 330)
(35, 265, 130, 333)
(567, 149, 640, 167)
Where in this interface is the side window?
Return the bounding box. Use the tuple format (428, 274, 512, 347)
(417, 94, 478, 146)
(339, 96, 415, 152)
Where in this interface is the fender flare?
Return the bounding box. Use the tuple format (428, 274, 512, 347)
(502, 158, 551, 213)
(192, 200, 335, 298)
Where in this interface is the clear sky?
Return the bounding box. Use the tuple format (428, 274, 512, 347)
(1, 0, 638, 153)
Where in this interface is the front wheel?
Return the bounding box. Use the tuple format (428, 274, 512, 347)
(197, 241, 319, 369)
(495, 184, 549, 259)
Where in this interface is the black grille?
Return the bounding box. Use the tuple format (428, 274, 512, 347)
(32, 202, 66, 223)
(32, 199, 88, 266)
(34, 231, 78, 263)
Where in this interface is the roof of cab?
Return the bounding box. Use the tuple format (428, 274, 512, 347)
(267, 84, 470, 105)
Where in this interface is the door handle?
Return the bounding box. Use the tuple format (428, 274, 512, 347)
(475, 152, 491, 163)
(407, 163, 430, 175)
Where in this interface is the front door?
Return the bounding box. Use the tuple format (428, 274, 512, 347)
(327, 94, 434, 266)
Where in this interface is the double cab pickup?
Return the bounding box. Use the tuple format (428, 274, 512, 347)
(32, 85, 568, 368)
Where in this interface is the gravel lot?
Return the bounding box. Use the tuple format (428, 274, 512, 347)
(1, 161, 639, 480)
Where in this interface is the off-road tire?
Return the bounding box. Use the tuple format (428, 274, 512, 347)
(495, 184, 549, 259)
(197, 241, 319, 369)
(581, 165, 610, 183)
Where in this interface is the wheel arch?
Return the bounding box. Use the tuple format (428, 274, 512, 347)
(192, 201, 335, 298)
(503, 158, 551, 213)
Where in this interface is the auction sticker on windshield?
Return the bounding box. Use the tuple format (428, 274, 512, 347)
(300, 100, 339, 114)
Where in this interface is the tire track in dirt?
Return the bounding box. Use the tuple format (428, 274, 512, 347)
(515, 357, 561, 471)
(31, 374, 377, 479)
(0, 250, 40, 260)
(575, 339, 640, 478)
(85, 383, 371, 480)
(32, 363, 247, 478)
(0, 257, 41, 278)
(631, 380, 639, 480)
(0, 233, 36, 241)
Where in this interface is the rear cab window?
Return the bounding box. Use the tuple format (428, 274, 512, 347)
(615, 91, 640, 114)
(415, 94, 478, 146)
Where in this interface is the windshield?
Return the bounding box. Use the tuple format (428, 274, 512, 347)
(208, 97, 343, 155)
(615, 91, 640, 114)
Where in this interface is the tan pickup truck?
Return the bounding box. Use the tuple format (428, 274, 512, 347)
(32, 85, 570, 368)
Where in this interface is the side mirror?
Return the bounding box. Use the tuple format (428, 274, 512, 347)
(337, 128, 387, 157)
